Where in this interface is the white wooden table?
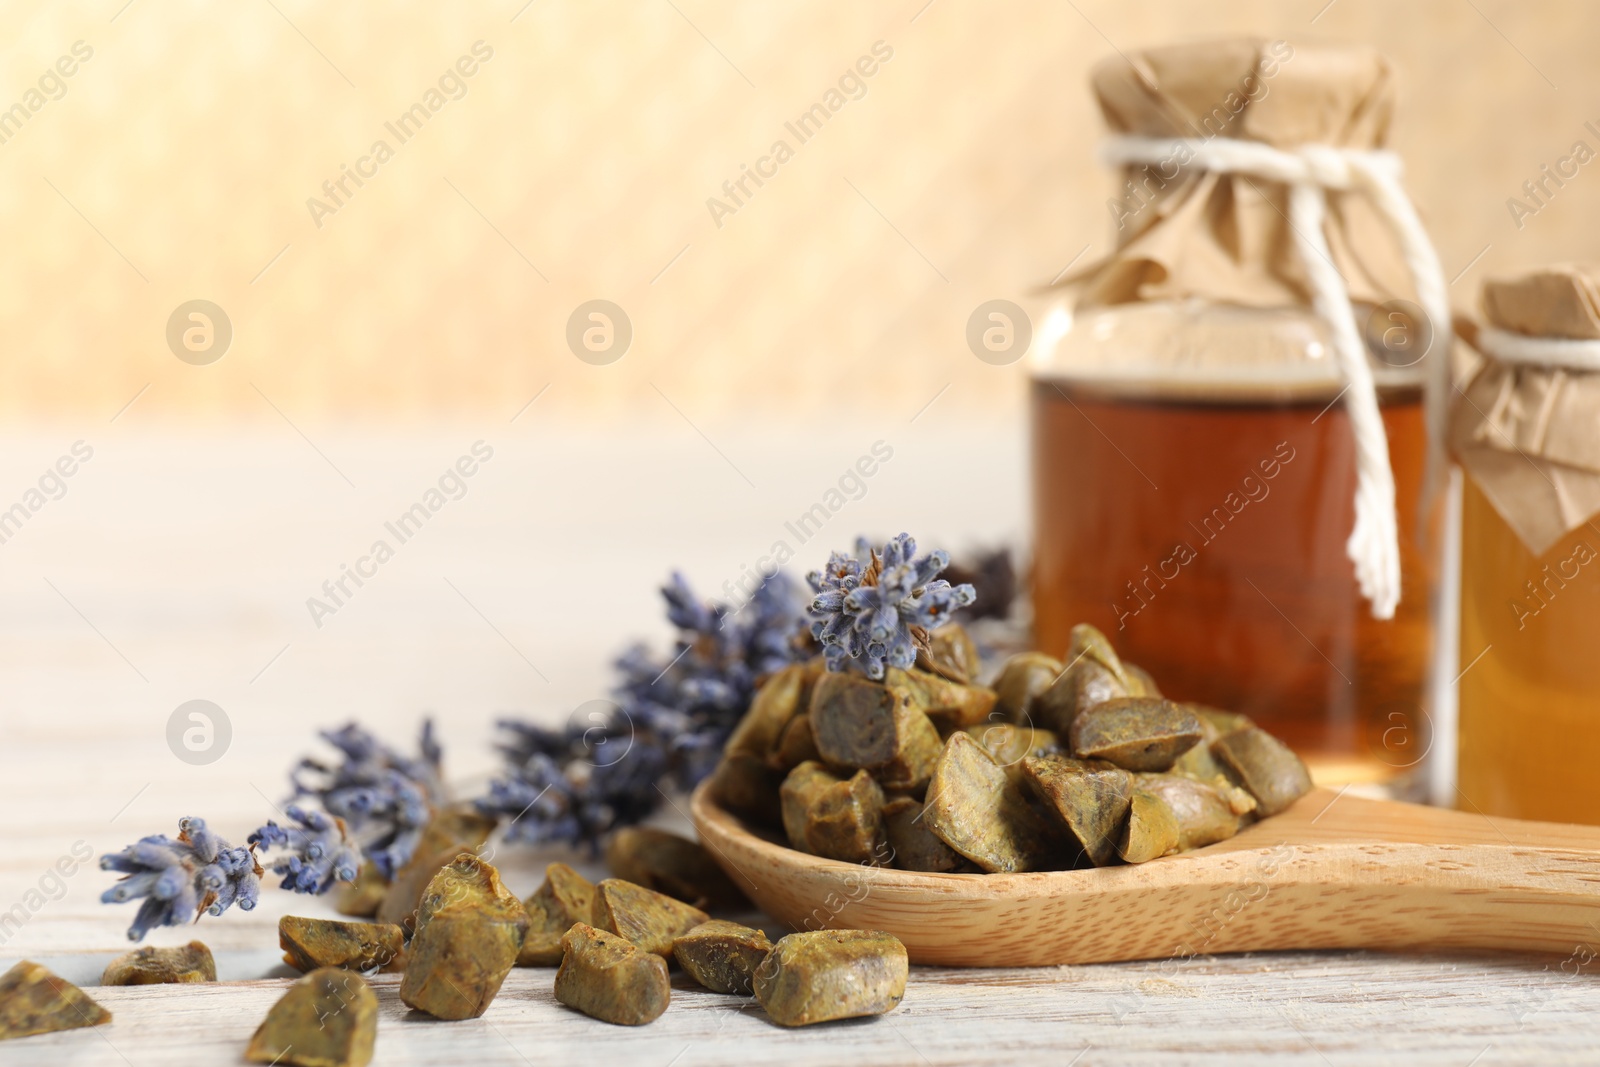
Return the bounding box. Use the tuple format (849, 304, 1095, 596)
(1, 425, 1593, 1065)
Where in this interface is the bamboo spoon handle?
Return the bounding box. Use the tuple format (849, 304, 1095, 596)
(1185, 788, 1600, 959)
(1266, 786, 1600, 852)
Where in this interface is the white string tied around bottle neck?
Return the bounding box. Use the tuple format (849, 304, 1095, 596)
(1098, 134, 1455, 621)
(1475, 328, 1600, 372)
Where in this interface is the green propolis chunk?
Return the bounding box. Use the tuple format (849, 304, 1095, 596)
(754, 930, 908, 1027)
(885, 665, 999, 732)
(1212, 726, 1314, 816)
(555, 923, 671, 1026)
(1134, 773, 1255, 852)
(780, 758, 898, 867)
(992, 652, 1064, 724)
(781, 761, 838, 853)
(1022, 755, 1132, 868)
(673, 919, 774, 995)
(917, 622, 983, 684)
(1065, 623, 1130, 677)
(923, 732, 1069, 872)
(279, 917, 404, 973)
(0, 961, 110, 1042)
(519, 862, 598, 967)
(333, 861, 389, 918)
(375, 805, 498, 932)
(881, 795, 964, 872)
(1194, 706, 1255, 738)
(1069, 697, 1204, 772)
(399, 854, 529, 1020)
(245, 968, 376, 1067)
(1036, 658, 1128, 736)
(770, 712, 822, 772)
(726, 662, 812, 763)
(101, 940, 216, 985)
(713, 658, 825, 825)
(594, 878, 710, 958)
(964, 723, 1060, 772)
(709, 753, 783, 828)
(809, 671, 943, 791)
(805, 769, 890, 865)
(605, 827, 748, 912)
(728, 618, 1313, 871)
(1170, 703, 1254, 784)
(1036, 623, 1139, 732)
(1119, 789, 1181, 863)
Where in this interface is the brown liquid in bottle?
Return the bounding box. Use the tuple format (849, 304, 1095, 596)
(1457, 477, 1600, 823)
(1031, 379, 1440, 788)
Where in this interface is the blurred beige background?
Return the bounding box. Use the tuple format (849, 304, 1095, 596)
(1, 0, 1595, 424)
(0, 0, 1589, 987)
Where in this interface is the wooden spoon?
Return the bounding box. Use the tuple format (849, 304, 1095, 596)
(691, 782, 1600, 966)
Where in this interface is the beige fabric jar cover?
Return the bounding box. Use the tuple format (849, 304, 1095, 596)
(1064, 39, 1410, 312)
(1452, 265, 1600, 554)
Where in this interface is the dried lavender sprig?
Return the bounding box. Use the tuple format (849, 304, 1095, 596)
(807, 533, 976, 679)
(292, 720, 442, 805)
(248, 805, 362, 895)
(477, 741, 670, 853)
(99, 817, 261, 942)
(479, 571, 806, 850)
(322, 770, 430, 880)
(478, 754, 584, 847)
(614, 570, 806, 786)
(289, 721, 438, 879)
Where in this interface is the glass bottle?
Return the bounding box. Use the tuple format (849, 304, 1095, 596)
(1032, 301, 1439, 791)
(1457, 480, 1599, 822)
(1031, 40, 1445, 791)
(1454, 267, 1600, 824)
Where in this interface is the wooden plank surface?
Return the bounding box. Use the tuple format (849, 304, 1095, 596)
(4, 951, 1599, 1066)
(0, 428, 1594, 1064)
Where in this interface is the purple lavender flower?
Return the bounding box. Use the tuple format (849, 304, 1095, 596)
(478, 754, 584, 847)
(288, 721, 438, 879)
(616, 570, 806, 784)
(293, 721, 442, 804)
(100, 817, 261, 942)
(807, 533, 976, 679)
(479, 570, 806, 850)
(248, 805, 363, 895)
(477, 740, 671, 852)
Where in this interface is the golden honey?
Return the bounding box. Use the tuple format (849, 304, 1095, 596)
(1031, 378, 1440, 790)
(1457, 477, 1600, 823)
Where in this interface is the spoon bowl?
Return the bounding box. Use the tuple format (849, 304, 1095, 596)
(690, 781, 1600, 966)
